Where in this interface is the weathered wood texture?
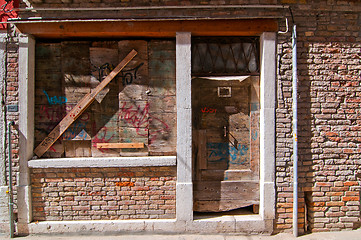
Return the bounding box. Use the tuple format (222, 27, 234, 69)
(34, 40, 176, 158)
(34, 49, 137, 157)
(35, 43, 64, 158)
(15, 19, 278, 39)
(194, 181, 260, 212)
(97, 142, 144, 149)
(192, 76, 260, 212)
(148, 41, 176, 156)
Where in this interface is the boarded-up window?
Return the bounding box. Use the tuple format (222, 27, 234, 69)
(35, 40, 176, 158)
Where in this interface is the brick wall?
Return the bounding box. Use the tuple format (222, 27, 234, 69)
(5, 28, 20, 214)
(3, 0, 360, 234)
(276, 0, 361, 233)
(31, 167, 176, 220)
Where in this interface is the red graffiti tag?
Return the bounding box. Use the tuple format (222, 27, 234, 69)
(201, 107, 217, 113)
(119, 102, 170, 143)
(120, 102, 149, 137)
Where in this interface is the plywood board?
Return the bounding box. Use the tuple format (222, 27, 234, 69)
(250, 76, 260, 178)
(118, 40, 148, 101)
(90, 46, 119, 103)
(197, 130, 207, 170)
(64, 140, 91, 158)
(61, 42, 91, 104)
(148, 112, 176, 155)
(193, 181, 260, 212)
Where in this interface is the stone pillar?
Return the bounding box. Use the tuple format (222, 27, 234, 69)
(259, 32, 276, 223)
(176, 32, 193, 222)
(17, 34, 35, 234)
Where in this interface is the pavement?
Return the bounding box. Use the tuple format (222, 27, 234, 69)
(0, 228, 361, 240)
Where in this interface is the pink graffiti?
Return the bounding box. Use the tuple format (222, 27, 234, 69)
(38, 105, 90, 122)
(201, 107, 217, 113)
(119, 102, 170, 143)
(120, 102, 149, 137)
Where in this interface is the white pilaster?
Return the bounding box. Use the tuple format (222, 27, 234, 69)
(260, 32, 276, 221)
(18, 34, 35, 228)
(176, 32, 193, 222)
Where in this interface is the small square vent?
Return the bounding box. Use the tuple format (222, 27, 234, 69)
(218, 87, 231, 98)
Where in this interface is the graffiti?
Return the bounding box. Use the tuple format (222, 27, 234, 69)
(91, 63, 114, 81)
(63, 122, 89, 140)
(49, 146, 57, 152)
(43, 90, 67, 105)
(120, 63, 144, 86)
(120, 102, 149, 136)
(201, 107, 217, 113)
(119, 101, 169, 143)
(91, 62, 143, 86)
(207, 142, 249, 165)
(38, 105, 90, 123)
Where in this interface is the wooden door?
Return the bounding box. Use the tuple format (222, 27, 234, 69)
(192, 76, 260, 212)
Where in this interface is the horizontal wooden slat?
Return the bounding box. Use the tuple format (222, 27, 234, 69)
(194, 180, 260, 212)
(194, 199, 259, 212)
(194, 181, 259, 201)
(14, 19, 278, 38)
(97, 142, 145, 149)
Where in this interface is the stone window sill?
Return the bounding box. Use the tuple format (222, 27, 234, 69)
(28, 156, 176, 168)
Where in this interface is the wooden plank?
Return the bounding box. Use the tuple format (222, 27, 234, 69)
(250, 76, 260, 178)
(34, 49, 138, 157)
(15, 19, 278, 38)
(97, 143, 144, 149)
(64, 140, 91, 157)
(194, 181, 259, 201)
(193, 180, 260, 212)
(89, 47, 119, 103)
(197, 130, 207, 170)
(194, 199, 259, 212)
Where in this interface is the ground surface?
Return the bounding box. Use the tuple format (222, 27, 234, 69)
(1, 228, 361, 240)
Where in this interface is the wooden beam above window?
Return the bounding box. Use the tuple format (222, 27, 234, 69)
(14, 19, 278, 39)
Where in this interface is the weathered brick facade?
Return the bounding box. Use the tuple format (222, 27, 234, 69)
(31, 167, 176, 220)
(1, 0, 360, 235)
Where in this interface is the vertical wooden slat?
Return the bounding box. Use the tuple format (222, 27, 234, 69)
(197, 130, 208, 170)
(250, 76, 260, 179)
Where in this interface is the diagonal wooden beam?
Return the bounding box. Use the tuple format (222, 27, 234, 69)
(34, 49, 138, 157)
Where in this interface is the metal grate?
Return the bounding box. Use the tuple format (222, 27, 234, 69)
(192, 37, 260, 76)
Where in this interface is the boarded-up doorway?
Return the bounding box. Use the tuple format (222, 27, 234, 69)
(192, 76, 260, 212)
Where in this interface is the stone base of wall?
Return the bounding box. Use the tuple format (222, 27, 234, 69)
(0, 186, 10, 234)
(31, 167, 176, 221)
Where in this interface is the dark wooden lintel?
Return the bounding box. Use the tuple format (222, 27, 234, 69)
(14, 19, 278, 39)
